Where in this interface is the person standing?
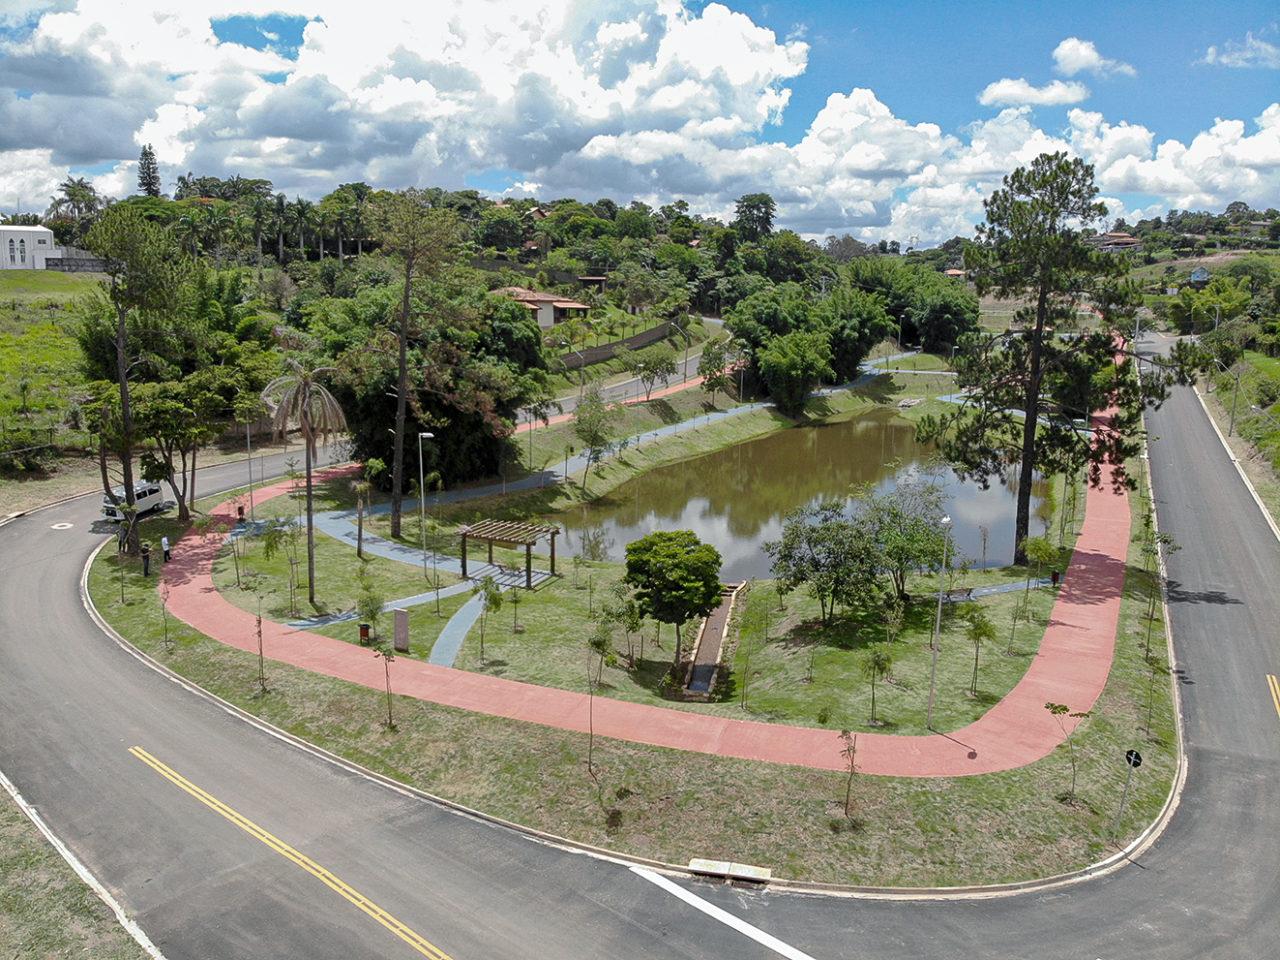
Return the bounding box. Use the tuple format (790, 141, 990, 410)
(161, 535, 171, 563)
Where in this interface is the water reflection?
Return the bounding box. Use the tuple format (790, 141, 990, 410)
(550, 408, 1048, 581)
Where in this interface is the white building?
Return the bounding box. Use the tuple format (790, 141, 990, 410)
(1, 225, 61, 269)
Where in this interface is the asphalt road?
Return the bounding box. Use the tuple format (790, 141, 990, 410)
(2, 337, 1278, 958)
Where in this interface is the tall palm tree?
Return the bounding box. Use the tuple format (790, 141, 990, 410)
(344, 181, 371, 254)
(291, 197, 314, 258)
(315, 208, 329, 259)
(351, 476, 372, 560)
(262, 359, 347, 606)
(47, 176, 103, 236)
(204, 207, 234, 267)
(248, 195, 270, 274)
(273, 193, 288, 263)
(172, 212, 203, 257)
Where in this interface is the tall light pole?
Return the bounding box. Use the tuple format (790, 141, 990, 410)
(417, 431, 434, 579)
(926, 514, 952, 731)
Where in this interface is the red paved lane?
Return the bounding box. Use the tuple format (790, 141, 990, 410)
(161, 417, 1128, 777)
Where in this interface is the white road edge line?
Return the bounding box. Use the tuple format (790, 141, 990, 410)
(630, 866, 819, 960)
(0, 765, 168, 960)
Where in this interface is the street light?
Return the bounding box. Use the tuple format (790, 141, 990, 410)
(417, 431, 434, 580)
(926, 514, 952, 731)
(1212, 357, 1243, 436)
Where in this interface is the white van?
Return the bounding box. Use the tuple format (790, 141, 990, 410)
(102, 483, 165, 521)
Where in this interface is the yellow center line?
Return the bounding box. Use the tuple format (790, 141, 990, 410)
(1267, 675, 1280, 723)
(128, 746, 452, 960)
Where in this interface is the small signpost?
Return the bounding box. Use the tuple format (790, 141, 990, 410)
(1113, 749, 1142, 837)
(393, 608, 410, 653)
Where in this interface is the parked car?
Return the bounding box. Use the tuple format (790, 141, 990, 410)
(102, 483, 165, 521)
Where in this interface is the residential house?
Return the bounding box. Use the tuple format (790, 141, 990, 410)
(496, 286, 590, 329)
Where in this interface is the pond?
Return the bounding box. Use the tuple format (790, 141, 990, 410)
(551, 408, 1051, 581)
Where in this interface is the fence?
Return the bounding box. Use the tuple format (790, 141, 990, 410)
(46, 256, 109, 272)
(558, 322, 673, 370)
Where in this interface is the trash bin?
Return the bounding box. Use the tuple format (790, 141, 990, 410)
(237, 504, 245, 520)
(1051, 570, 1060, 586)
(359, 623, 370, 645)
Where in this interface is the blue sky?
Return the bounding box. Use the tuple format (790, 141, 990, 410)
(1, 1, 1278, 240)
(731, 0, 1280, 146)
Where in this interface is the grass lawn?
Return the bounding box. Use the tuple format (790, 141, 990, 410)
(451, 466, 1082, 737)
(0, 272, 94, 427)
(207, 515, 463, 623)
(87, 451, 1178, 886)
(0, 789, 147, 960)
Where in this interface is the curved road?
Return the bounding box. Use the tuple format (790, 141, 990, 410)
(2, 338, 1278, 958)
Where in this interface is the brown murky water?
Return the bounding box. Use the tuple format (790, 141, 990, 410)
(552, 408, 1050, 581)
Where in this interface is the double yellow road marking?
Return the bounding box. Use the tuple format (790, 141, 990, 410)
(1268, 675, 1280, 723)
(128, 747, 452, 960)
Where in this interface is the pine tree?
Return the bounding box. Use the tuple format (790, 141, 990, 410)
(137, 144, 161, 197)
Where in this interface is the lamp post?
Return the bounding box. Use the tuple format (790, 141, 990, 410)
(926, 514, 952, 731)
(417, 431, 434, 579)
(245, 421, 255, 521)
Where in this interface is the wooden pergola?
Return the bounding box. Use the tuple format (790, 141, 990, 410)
(460, 519, 559, 588)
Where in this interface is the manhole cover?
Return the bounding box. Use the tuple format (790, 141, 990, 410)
(50, 522, 74, 530)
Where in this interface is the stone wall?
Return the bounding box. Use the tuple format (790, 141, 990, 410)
(559, 321, 673, 370)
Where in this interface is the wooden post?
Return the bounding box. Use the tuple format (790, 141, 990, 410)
(550, 531, 557, 577)
(526, 543, 532, 589)
(488, 540, 494, 564)
(460, 531, 468, 579)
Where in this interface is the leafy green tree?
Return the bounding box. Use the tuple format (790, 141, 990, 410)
(351, 457, 384, 560)
(137, 144, 162, 197)
(858, 480, 947, 599)
(963, 605, 997, 696)
(134, 377, 222, 522)
(372, 190, 461, 538)
(85, 206, 189, 551)
(571, 383, 620, 493)
(697, 340, 733, 401)
(920, 152, 1193, 563)
(765, 500, 878, 624)
(478, 205, 525, 250)
(624, 530, 723, 678)
(862, 644, 893, 724)
(1045, 702, 1091, 803)
(813, 284, 893, 380)
(757, 329, 833, 415)
(733, 193, 776, 241)
(355, 570, 385, 643)
(262, 359, 348, 606)
(477, 575, 503, 664)
(622, 344, 678, 401)
(1021, 535, 1058, 604)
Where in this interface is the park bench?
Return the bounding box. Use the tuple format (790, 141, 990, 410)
(943, 587, 974, 603)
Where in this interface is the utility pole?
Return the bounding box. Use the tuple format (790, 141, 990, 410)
(417, 431, 434, 579)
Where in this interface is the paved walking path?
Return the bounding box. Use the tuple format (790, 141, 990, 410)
(161, 398, 1129, 776)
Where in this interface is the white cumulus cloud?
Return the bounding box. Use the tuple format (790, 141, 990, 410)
(1201, 31, 1280, 69)
(978, 77, 1090, 107)
(1052, 37, 1135, 77)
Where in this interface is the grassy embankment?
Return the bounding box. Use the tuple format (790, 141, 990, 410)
(0, 789, 147, 960)
(88, 451, 1176, 886)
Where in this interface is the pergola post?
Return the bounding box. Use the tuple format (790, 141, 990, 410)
(550, 531, 557, 577)
(460, 531, 468, 579)
(488, 540, 494, 565)
(525, 543, 532, 589)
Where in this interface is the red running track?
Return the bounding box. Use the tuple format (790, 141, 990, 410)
(160, 425, 1129, 777)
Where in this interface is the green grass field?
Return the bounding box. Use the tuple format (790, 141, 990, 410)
(0, 272, 97, 426)
(0, 788, 146, 960)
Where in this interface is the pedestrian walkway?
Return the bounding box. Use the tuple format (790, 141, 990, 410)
(161, 401, 1130, 776)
